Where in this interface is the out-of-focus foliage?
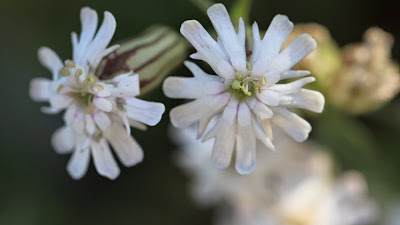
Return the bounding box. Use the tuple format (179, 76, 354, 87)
(97, 25, 188, 96)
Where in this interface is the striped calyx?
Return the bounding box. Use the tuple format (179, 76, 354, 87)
(97, 25, 189, 96)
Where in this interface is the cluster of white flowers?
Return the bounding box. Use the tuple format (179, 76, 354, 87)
(29, 7, 165, 180)
(163, 3, 324, 174)
(173, 125, 378, 225)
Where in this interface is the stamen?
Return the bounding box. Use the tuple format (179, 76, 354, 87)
(87, 94, 94, 104)
(259, 75, 267, 86)
(66, 60, 76, 68)
(57, 84, 64, 93)
(75, 69, 83, 78)
(82, 74, 96, 87)
(246, 61, 253, 71)
(93, 84, 104, 90)
(60, 67, 69, 77)
(236, 72, 243, 79)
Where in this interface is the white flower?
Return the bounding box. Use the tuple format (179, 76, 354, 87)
(173, 126, 378, 225)
(163, 3, 325, 174)
(29, 7, 165, 180)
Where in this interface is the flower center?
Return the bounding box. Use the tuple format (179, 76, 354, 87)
(57, 60, 105, 114)
(229, 62, 266, 101)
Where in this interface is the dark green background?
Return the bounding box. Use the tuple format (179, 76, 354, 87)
(0, 0, 399, 224)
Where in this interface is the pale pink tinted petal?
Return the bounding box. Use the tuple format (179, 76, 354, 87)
(67, 147, 90, 180)
(93, 111, 111, 131)
(91, 139, 120, 180)
(84, 11, 116, 68)
(38, 47, 63, 79)
(74, 7, 98, 62)
(29, 78, 52, 102)
(93, 98, 113, 112)
(51, 126, 74, 154)
(124, 98, 165, 126)
(105, 124, 144, 167)
(85, 115, 96, 135)
(49, 95, 73, 110)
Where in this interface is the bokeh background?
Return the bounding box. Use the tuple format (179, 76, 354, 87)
(0, 0, 399, 224)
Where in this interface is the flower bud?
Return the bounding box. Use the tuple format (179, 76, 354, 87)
(97, 25, 189, 96)
(329, 27, 400, 114)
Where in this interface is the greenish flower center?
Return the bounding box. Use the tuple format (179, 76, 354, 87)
(228, 66, 267, 102)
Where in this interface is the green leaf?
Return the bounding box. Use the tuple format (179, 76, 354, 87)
(97, 25, 189, 96)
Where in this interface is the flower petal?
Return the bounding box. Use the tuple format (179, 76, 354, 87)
(38, 47, 63, 79)
(238, 102, 251, 127)
(222, 96, 239, 125)
(123, 98, 165, 126)
(74, 7, 98, 62)
(180, 20, 235, 79)
(207, 3, 246, 73)
(49, 94, 73, 111)
(279, 89, 325, 113)
(93, 111, 111, 131)
(93, 98, 113, 112)
(280, 70, 311, 80)
(51, 126, 74, 154)
(251, 14, 294, 75)
(253, 100, 273, 120)
(170, 96, 213, 128)
(268, 34, 317, 74)
(256, 90, 280, 106)
(82, 11, 116, 68)
(268, 77, 315, 94)
(109, 73, 140, 98)
(85, 115, 96, 135)
(105, 124, 144, 167)
(67, 147, 90, 180)
(91, 139, 120, 180)
(163, 76, 224, 99)
(235, 124, 257, 174)
(29, 78, 52, 102)
(251, 116, 275, 151)
(203, 116, 236, 169)
(270, 107, 311, 142)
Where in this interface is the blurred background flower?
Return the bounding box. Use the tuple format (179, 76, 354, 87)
(174, 125, 378, 225)
(0, 0, 399, 224)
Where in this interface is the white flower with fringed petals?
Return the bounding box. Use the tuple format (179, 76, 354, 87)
(30, 7, 165, 180)
(163, 3, 324, 174)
